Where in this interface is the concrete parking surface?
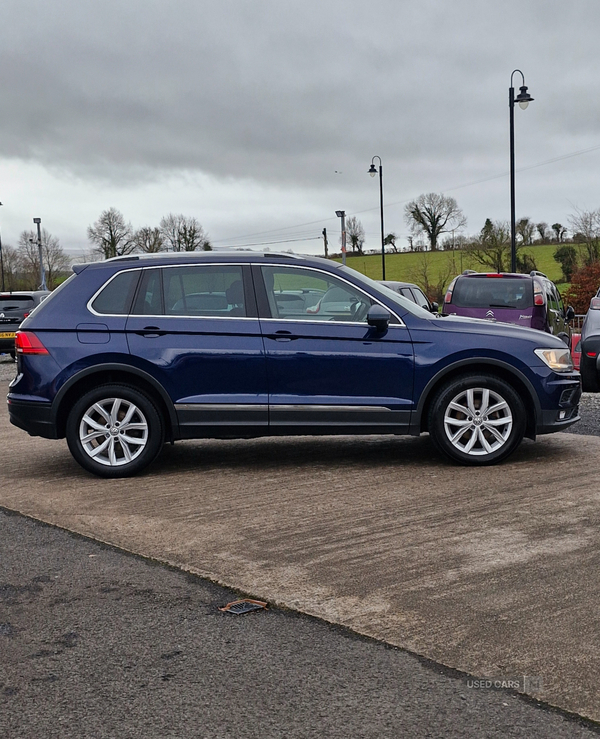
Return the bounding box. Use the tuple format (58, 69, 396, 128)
(2, 370, 600, 723)
(3, 510, 597, 738)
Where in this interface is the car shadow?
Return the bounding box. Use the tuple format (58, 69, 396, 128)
(151, 433, 550, 476)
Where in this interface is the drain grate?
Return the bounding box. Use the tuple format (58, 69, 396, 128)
(219, 599, 268, 615)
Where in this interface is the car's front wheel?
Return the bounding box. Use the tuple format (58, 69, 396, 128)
(428, 374, 526, 465)
(66, 384, 165, 477)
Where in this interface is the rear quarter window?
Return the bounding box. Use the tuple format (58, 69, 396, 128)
(91, 270, 141, 315)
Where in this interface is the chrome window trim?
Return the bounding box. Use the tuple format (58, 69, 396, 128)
(87, 262, 250, 318)
(86, 261, 405, 326)
(259, 317, 406, 329)
(256, 262, 406, 327)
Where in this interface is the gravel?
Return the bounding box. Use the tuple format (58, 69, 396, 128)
(0, 354, 16, 382)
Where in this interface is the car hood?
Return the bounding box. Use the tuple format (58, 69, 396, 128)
(428, 313, 566, 347)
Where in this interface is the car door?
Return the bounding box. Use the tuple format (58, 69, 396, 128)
(125, 263, 268, 436)
(254, 263, 415, 431)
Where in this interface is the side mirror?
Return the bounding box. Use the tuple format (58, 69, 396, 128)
(565, 305, 575, 322)
(367, 304, 391, 332)
(430, 302, 439, 313)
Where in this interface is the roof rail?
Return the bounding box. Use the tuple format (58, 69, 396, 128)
(529, 270, 548, 278)
(462, 269, 478, 275)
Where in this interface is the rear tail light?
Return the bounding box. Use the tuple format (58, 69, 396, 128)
(533, 279, 545, 306)
(590, 297, 600, 310)
(15, 331, 49, 355)
(444, 278, 456, 304)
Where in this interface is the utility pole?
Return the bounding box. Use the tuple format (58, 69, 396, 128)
(322, 227, 328, 258)
(335, 211, 346, 266)
(33, 218, 47, 291)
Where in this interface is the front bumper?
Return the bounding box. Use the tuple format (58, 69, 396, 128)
(536, 380, 581, 435)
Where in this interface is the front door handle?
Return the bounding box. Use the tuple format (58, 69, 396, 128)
(267, 330, 297, 342)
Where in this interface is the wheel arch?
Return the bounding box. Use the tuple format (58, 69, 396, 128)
(53, 363, 179, 441)
(415, 359, 540, 440)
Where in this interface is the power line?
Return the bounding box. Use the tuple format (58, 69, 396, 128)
(218, 235, 322, 248)
(213, 142, 600, 245)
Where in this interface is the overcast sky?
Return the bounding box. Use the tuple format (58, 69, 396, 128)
(1, 0, 600, 256)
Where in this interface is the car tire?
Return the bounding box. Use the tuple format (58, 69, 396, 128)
(66, 384, 165, 478)
(428, 374, 526, 466)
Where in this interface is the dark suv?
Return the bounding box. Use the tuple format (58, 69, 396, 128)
(0, 291, 50, 357)
(442, 271, 574, 345)
(378, 281, 438, 313)
(7, 252, 580, 477)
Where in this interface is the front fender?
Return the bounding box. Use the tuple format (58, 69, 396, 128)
(411, 357, 542, 435)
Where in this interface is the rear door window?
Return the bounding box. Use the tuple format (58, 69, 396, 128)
(162, 265, 247, 317)
(131, 269, 163, 315)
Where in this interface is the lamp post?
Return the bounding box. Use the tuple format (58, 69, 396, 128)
(509, 70, 534, 273)
(335, 210, 346, 266)
(33, 217, 47, 291)
(368, 156, 386, 280)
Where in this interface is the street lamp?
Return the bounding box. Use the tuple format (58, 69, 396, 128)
(509, 70, 534, 273)
(33, 217, 47, 291)
(335, 210, 346, 265)
(368, 156, 386, 280)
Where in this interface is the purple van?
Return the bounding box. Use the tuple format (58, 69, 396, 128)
(442, 270, 574, 345)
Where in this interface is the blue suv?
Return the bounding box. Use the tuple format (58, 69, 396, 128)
(7, 252, 580, 477)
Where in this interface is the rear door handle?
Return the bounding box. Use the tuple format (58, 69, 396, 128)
(135, 326, 166, 337)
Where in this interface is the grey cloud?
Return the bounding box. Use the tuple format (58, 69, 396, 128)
(1, 0, 600, 241)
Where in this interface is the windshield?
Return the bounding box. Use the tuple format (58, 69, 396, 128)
(338, 266, 436, 319)
(452, 277, 534, 309)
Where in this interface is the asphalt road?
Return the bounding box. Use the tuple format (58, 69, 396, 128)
(2, 510, 599, 739)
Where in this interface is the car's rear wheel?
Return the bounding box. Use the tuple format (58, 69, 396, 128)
(66, 384, 165, 478)
(428, 374, 526, 465)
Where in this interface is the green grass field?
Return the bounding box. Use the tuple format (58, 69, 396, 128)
(332, 243, 566, 295)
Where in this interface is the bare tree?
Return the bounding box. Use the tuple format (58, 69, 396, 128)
(0, 243, 20, 291)
(568, 208, 600, 265)
(516, 217, 536, 246)
(384, 232, 399, 253)
(404, 193, 466, 251)
(87, 208, 135, 259)
(18, 229, 70, 289)
(159, 214, 211, 252)
(536, 222, 549, 242)
(466, 219, 511, 273)
(552, 222, 567, 243)
(409, 251, 459, 304)
(344, 216, 365, 255)
(134, 226, 164, 253)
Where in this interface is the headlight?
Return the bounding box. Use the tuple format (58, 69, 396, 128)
(534, 347, 573, 372)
